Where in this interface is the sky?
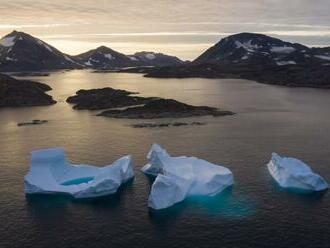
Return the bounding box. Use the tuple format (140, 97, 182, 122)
(0, 0, 330, 60)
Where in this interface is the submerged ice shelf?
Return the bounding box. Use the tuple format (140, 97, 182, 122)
(267, 153, 328, 192)
(142, 144, 234, 210)
(24, 148, 134, 198)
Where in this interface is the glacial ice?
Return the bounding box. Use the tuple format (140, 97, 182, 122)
(267, 153, 328, 191)
(24, 148, 134, 198)
(142, 144, 234, 210)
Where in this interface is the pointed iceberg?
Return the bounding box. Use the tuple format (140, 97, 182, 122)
(24, 148, 134, 198)
(267, 153, 328, 191)
(142, 144, 234, 209)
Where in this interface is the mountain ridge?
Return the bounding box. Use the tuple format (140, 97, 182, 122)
(0, 31, 185, 72)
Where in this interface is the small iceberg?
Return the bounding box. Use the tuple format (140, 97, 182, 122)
(24, 148, 134, 198)
(142, 144, 234, 210)
(267, 153, 328, 191)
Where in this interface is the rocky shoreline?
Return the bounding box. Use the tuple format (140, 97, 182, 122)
(0, 73, 56, 108)
(142, 62, 330, 88)
(131, 121, 206, 128)
(98, 99, 234, 119)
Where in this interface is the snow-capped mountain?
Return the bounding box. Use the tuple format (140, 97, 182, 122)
(73, 46, 133, 69)
(0, 31, 185, 71)
(74, 48, 184, 69)
(128, 52, 184, 67)
(194, 33, 330, 66)
(0, 31, 81, 72)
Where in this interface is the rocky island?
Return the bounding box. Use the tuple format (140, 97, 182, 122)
(0, 73, 56, 107)
(67, 87, 234, 119)
(98, 98, 234, 119)
(66, 87, 156, 110)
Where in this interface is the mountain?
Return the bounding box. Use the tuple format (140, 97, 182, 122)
(0, 73, 56, 107)
(73, 46, 133, 69)
(128, 52, 184, 67)
(144, 33, 330, 88)
(194, 32, 325, 66)
(0, 31, 81, 72)
(0, 31, 185, 71)
(74, 48, 184, 69)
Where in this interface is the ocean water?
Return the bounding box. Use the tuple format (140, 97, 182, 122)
(0, 70, 329, 248)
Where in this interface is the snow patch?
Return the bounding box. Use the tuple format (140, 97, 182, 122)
(64, 55, 75, 63)
(129, 56, 139, 61)
(0, 36, 16, 47)
(85, 60, 92, 66)
(235, 40, 262, 52)
(5, 56, 17, 61)
(37, 40, 53, 52)
(276, 61, 296, 66)
(145, 53, 156, 60)
(104, 53, 114, 60)
(314, 55, 330, 61)
(270, 46, 296, 54)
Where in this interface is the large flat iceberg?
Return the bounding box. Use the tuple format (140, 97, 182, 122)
(267, 153, 328, 191)
(24, 148, 134, 198)
(142, 144, 234, 209)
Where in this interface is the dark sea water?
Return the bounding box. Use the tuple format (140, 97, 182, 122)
(0, 70, 329, 248)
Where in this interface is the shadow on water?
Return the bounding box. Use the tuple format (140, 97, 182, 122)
(186, 187, 257, 218)
(148, 186, 257, 225)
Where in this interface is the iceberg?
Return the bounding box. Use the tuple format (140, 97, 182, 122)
(267, 153, 328, 191)
(142, 144, 234, 210)
(24, 148, 134, 198)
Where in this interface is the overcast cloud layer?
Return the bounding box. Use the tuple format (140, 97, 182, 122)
(0, 0, 329, 59)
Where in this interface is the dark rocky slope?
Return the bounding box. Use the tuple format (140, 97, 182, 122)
(0, 73, 56, 107)
(0, 31, 81, 72)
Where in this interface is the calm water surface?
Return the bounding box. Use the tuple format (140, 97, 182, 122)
(0, 70, 329, 248)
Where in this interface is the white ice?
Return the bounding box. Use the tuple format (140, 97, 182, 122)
(24, 148, 134, 198)
(142, 144, 234, 210)
(267, 153, 328, 191)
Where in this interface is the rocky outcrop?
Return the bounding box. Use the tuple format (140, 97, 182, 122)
(66, 87, 155, 110)
(0, 73, 56, 107)
(98, 98, 234, 119)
